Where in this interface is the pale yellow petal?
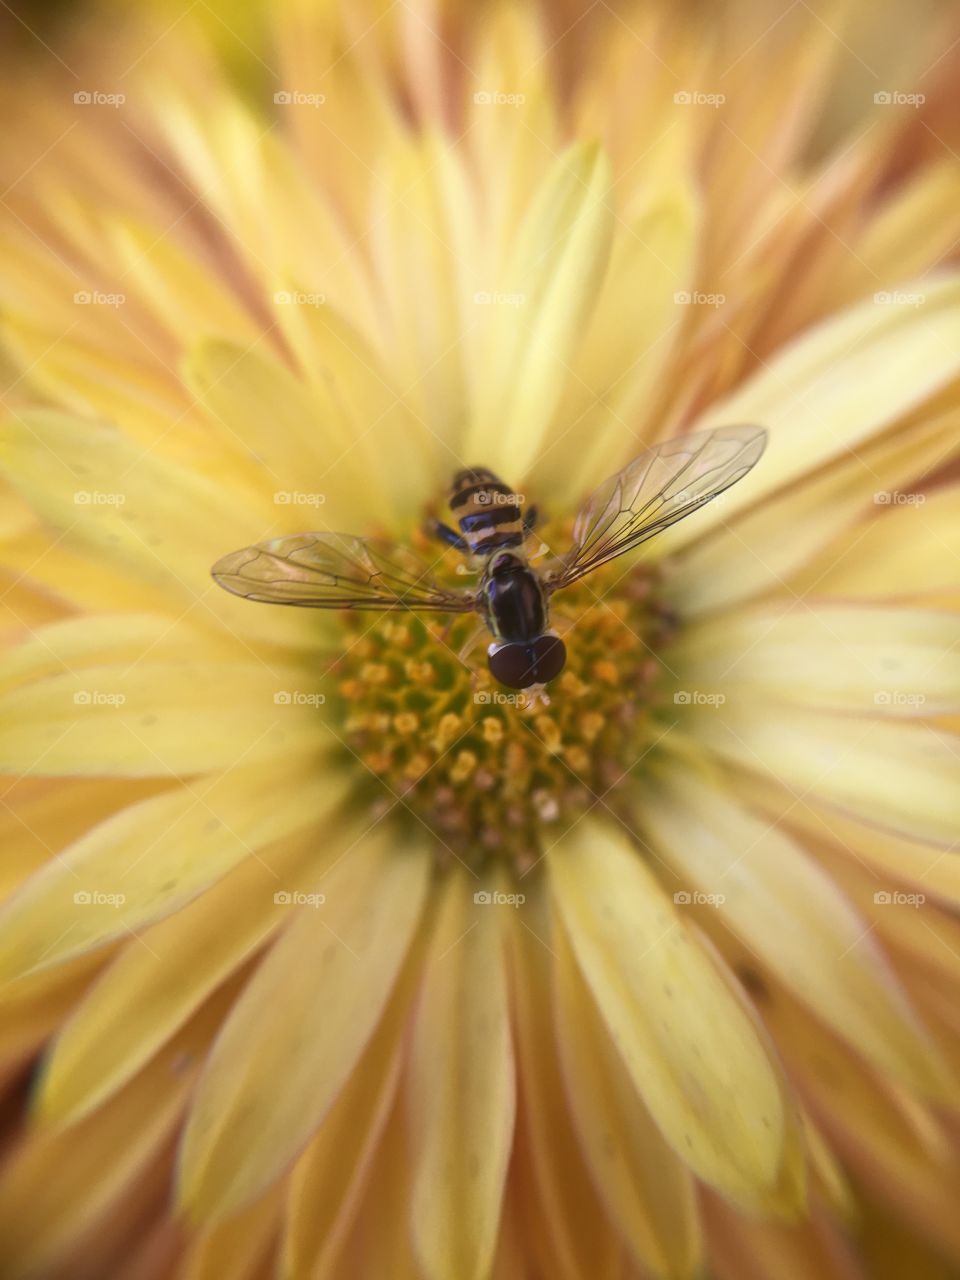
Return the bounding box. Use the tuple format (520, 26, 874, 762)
(177, 831, 429, 1222)
(674, 603, 960, 715)
(0, 410, 272, 594)
(0, 612, 246, 696)
(694, 706, 960, 848)
(465, 141, 613, 479)
(536, 166, 700, 503)
(0, 993, 227, 1278)
(0, 758, 342, 981)
(667, 410, 958, 614)
(36, 813, 342, 1126)
(548, 820, 802, 1212)
(284, 969, 410, 1280)
(677, 273, 960, 539)
(507, 888, 624, 1280)
(793, 484, 960, 601)
(553, 922, 701, 1278)
(0, 660, 323, 775)
(406, 867, 515, 1280)
(640, 769, 949, 1097)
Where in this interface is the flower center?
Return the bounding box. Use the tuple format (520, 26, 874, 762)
(325, 532, 676, 872)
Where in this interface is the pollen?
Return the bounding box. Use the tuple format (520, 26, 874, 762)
(324, 549, 676, 872)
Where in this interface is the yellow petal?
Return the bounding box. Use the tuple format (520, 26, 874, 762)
(548, 820, 801, 1212)
(675, 603, 960, 715)
(177, 830, 429, 1222)
(0, 611, 249, 696)
(535, 164, 700, 503)
(695, 706, 960, 848)
(736, 773, 960, 914)
(508, 888, 624, 1280)
(36, 813, 341, 1126)
(0, 991, 228, 1278)
(679, 273, 960, 537)
(406, 867, 515, 1280)
(793, 483, 960, 601)
(464, 141, 614, 479)
(0, 659, 323, 775)
(553, 922, 701, 1278)
(757, 982, 960, 1261)
(179, 1187, 282, 1280)
(284, 966, 411, 1279)
(0, 757, 342, 981)
(668, 410, 959, 614)
(640, 769, 949, 1097)
(0, 410, 272, 596)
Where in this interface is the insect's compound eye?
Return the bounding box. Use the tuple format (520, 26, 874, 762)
(531, 633, 566, 683)
(488, 642, 538, 689)
(487, 636, 566, 689)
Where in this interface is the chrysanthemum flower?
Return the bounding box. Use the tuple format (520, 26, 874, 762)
(1, 2, 960, 1277)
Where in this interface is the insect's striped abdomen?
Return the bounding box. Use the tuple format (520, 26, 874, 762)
(449, 467, 525, 556)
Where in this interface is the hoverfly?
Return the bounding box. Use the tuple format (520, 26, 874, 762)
(212, 425, 767, 690)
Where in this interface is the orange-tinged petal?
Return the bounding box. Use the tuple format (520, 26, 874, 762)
(406, 867, 515, 1280)
(0, 758, 343, 981)
(179, 1187, 282, 1280)
(177, 831, 429, 1223)
(548, 820, 802, 1213)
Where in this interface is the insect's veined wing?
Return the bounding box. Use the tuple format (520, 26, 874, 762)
(546, 424, 767, 591)
(211, 532, 477, 612)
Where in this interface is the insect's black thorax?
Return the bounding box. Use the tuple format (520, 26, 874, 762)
(449, 466, 524, 557)
(481, 557, 547, 643)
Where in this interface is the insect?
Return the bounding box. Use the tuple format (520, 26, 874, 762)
(212, 425, 767, 690)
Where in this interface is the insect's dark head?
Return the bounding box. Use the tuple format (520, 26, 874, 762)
(487, 634, 567, 690)
(488, 551, 523, 575)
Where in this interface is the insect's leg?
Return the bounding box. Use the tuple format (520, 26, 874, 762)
(523, 505, 539, 535)
(427, 518, 469, 552)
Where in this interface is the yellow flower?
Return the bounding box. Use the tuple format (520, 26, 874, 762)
(1, 2, 960, 1277)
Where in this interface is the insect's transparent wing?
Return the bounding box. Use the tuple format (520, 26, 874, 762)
(547, 425, 767, 591)
(211, 532, 476, 612)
